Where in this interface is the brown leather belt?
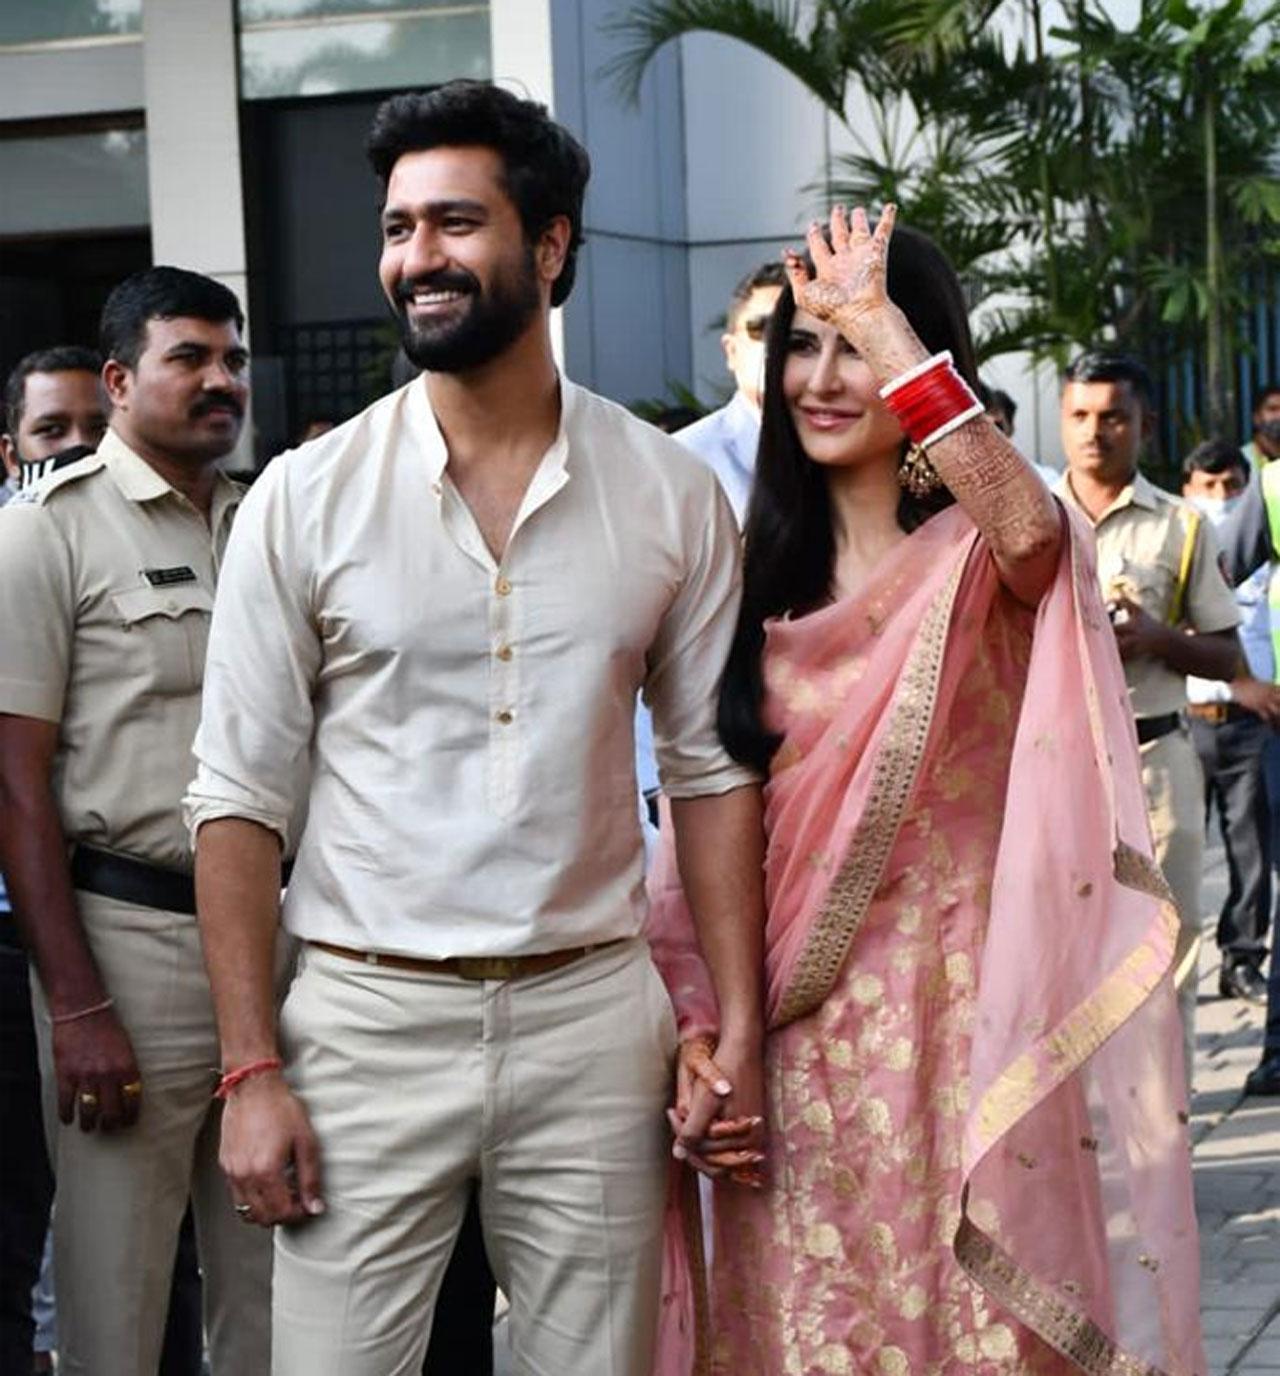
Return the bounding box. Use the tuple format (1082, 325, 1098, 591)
(1186, 701, 1250, 726)
(309, 937, 628, 982)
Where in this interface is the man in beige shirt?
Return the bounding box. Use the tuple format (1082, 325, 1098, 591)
(187, 81, 766, 1376)
(1056, 350, 1242, 1083)
(0, 268, 272, 1375)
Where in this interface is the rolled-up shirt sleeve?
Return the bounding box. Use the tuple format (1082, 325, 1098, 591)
(184, 464, 319, 848)
(644, 474, 759, 798)
(0, 505, 73, 722)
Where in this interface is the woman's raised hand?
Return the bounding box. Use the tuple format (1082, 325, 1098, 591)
(783, 204, 897, 328)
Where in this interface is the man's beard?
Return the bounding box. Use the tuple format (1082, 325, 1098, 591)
(393, 247, 541, 374)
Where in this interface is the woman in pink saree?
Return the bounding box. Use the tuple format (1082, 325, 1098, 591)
(648, 208, 1204, 1375)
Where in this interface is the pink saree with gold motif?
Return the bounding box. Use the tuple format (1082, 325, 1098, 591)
(647, 505, 1204, 1375)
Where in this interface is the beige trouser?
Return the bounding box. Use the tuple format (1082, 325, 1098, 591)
(32, 891, 277, 1376)
(1141, 726, 1205, 1091)
(272, 937, 674, 1376)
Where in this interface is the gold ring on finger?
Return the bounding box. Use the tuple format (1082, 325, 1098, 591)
(122, 1081, 143, 1097)
(79, 1091, 98, 1109)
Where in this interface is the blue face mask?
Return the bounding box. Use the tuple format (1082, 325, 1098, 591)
(1187, 492, 1242, 528)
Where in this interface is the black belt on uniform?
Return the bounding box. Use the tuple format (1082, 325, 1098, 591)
(70, 845, 295, 915)
(70, 845, 197, 914)
(1134, 712, 1182, 746)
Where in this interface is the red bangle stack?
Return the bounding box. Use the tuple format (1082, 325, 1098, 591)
(214, 1056, 284, 1100)
(880, 351, 984, 448)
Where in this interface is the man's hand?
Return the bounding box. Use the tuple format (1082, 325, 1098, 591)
(668, 1031, 766, 1186)
(1109, 596, 1173, 662)
(1233, 675, 1280, 726)
(53, 1005, 142, 1132)
(220, 1071, 325, 1227)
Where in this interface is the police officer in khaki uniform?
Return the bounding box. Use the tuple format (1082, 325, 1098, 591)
(0, 268, 272, 1376)
(1055, 351, 1243, 1086)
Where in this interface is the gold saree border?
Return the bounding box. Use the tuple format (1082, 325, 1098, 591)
(679, 1165, 712, 1376)
(955, 1217, 1169, 1376)
(774, 555, 967, 1027)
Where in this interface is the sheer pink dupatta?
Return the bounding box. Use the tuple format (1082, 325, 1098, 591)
(646, 505, 1203, 1375)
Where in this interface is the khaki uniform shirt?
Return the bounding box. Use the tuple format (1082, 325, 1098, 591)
(0, 429, 242, 871)
(1056, 469, 1239, 717)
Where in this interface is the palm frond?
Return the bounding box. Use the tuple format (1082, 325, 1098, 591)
(601, 0, 846, 112)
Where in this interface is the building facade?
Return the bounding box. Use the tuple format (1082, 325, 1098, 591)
(2, 0, 864, 464)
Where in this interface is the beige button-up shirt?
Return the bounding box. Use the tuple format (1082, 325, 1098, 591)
(0, 430, 241, 870)
(184, 378, 756, 959)
(1056, 469, 1240, 716)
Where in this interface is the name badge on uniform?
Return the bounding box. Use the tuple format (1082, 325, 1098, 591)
(143, 566, 198, 587)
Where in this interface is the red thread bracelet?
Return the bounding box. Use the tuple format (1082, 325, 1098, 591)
(880, 351, 982, 447)
(215, 1057, 283, 1100)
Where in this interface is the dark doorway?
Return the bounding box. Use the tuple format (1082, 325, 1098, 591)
(0, 230, 151, 388)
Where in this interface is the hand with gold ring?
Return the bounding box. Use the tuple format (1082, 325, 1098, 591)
(52, 999, 143, 1133)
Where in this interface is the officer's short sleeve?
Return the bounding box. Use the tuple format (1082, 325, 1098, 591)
(0, 505, 74, 722)
(1185, 515, 1242, 634)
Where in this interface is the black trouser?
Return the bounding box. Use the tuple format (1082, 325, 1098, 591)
(1191, 711, 1274, 967)
(423, 1185, 495, 1375)
(0, 941, 54, 1371)
(159, 1207, 204, 1376)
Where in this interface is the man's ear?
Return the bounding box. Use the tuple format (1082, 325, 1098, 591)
(0, 434, 17, 480)
(102, 359, 132, 411)
(1140, 408, 1156, 444)
(537, 216, 573, 295)
(721, 331, 738, 372)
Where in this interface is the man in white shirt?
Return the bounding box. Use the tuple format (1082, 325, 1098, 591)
(186, 80, 765, 1376)
(674, 261, 783, 524)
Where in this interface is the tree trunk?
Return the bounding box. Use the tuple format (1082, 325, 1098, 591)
(1204, 77, 1229, 433)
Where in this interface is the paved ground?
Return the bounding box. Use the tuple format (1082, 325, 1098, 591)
(490, 839, 1278, 1375)
(1193, 839, 1280, 1374)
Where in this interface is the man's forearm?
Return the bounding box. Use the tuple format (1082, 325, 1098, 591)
(0, 724, 105, 1015)
(195, 817, 285, 1068)
(669, 784, 766, 1038)
(1163, 628, 1242, 681)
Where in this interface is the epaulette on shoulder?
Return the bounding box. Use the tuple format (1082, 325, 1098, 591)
(19, 454, 107, 505)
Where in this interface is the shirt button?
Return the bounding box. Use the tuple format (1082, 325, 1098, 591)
(431, 481, 442, 496)
(495, 644, 513, 662)
(495, 577, 512, 596)
(495, 709, 514, 725)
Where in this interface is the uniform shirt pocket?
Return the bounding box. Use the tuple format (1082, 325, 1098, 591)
(110, 583, 215, 696)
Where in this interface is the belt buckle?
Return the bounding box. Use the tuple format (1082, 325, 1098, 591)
(453, 956, 521, 981)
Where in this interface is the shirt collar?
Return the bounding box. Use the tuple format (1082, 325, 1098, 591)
(724, 391, 761, 467)
(1056, 466, 1156, 524)
(98, 428, 243, 521)
(408, 373, 577, 489)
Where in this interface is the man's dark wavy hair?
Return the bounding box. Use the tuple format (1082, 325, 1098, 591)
(4, 345, 101, 434)
(366, 81, 590, 309)
(718, 223, 978, 773)
(100, 267, 244, 370)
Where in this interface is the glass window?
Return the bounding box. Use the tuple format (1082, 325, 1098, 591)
(238, 2, 490, 101)
(0, 127, 148, 235)
(0, 0, 141, 47)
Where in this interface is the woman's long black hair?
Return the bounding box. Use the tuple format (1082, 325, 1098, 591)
(717, 223, 981, 773)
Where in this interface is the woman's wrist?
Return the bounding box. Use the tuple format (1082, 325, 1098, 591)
(832, 301, 927, 384)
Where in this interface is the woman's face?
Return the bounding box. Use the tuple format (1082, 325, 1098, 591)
(782, 309, 904, 469)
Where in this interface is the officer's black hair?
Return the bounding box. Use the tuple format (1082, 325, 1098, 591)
(4, 346, 102, 435)
(1063, 351, 1155, 412)
(366, 81, 590, 309)
(100, 267, 244, 371)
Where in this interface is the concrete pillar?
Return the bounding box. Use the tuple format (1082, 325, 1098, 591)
(489, 0, 563, 361)
(140, 0, 253, 463)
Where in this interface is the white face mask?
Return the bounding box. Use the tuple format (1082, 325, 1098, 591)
(1187, 492, 1242, 528)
